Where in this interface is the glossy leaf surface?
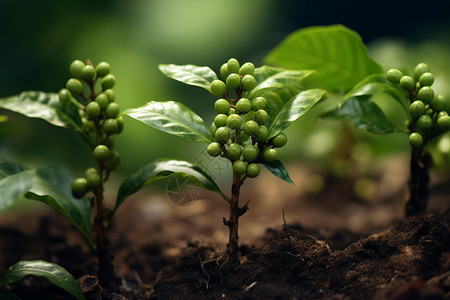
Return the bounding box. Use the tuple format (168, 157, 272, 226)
(261, 160, 294, 185)
(159, 64, 218, 92)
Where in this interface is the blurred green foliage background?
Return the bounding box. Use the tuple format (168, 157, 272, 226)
(1, 0, 450, 186)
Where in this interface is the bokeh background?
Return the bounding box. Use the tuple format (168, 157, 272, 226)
(1, 0, 450, 198)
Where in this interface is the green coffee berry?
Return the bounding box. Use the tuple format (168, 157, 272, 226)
(101, 74, 116, 90)
(229, 108, 236, 115)
(255, 125, 269, 142)
(418, 86, 434, 102)
(236, 98, 252, 114)
(117, 116, 124, 133)
(263, 148, 277, 162)
(413, 63, 429, 80)
(437, 115, 450, 131)
(246, 163, 260, 178)
(82, 118, 96, 132)
(214, 99, 230, 114)
(86, 101, 101, 119)
(251, 97, 267, 111)
(241, 75, 256, 91)
(70, 60, 85, 78)
(243, 120, 259, 136)
(220, 63, 230, 80)
(81, 65, 96, 81)
(239, 62, 255, 76)
(226, 114, 242, 129)
(66, 78, 84, 94)
(227, 143, 242, 160)
(210, 123, 217, 137)
(226, 73, 241, 90)
(244, 110, 255, 122)
(425, 108, 434, 116)
(102, 118, 119, 135)
(104, 151, 121, 171)
(419, 72, 434, 87)
(227, 58, 240, 74)
(271, 132, 287, 148)
(233, 160, 247, 175)
(210, 80, 227, 97)
(104, 89, 115, 102)
(214, 114, 228, 128)
(105, 135, 115, 149)
(409, 101, 425, 119)
(106, 102, 120, 118)
(416, 114, 433, 133)
(243, 144, 259, 162)
(409, 132, 423, 148)
(86, 172, 101, 189)
(72, 177, 88, 198)
(254, 109, 269, 125)
(240, 130, 251, 142)
(400, 76, 415, 91)
(96, 62, 111, 77)
(207, 142, 222, 157)
(431, 94, 447, 112)
(84, 167, 98, 177)
(95, 93, 110, 110)
(385, 68, 403, 84)
(93, 145, 111, 162)
(215, 127, 230, 144)
(58, 89, 71, 105)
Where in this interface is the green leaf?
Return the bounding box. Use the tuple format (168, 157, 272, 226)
(122, 101, 213, 143)
(324, 96, 397, 134)
(0, 260, 86, 300)
(115, 159, 229, 212)
(0, 162, 33, 212)
(0, 91, 84, 133)
(0, 161, 27, 179)
(266, 89, 325, 138)
(261, 160, 294, 185)
(265, 25, 383, 92)
(159, 64, 218, 92)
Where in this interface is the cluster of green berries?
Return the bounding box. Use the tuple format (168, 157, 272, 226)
(206, 58, 287, 178)
(386, 63, 450, 150)
(62, 60, 122, 198)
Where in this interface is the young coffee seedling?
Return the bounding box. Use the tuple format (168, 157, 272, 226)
(124, 58, 324, 262)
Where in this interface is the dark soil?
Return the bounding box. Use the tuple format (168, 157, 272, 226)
(0, 162, 449, 299)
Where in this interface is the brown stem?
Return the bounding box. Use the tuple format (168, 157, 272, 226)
(406, 151, 431, 217)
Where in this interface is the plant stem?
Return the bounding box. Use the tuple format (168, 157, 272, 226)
(406, 151, 431, 216)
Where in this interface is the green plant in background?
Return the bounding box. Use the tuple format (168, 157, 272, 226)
(123, 58, 325, 262)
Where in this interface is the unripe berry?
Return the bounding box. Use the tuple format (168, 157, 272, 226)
(84, 167, 98, 178)
(226, 143, 242, 160)
(72, 178, 88, 198)
(58, 89, 71, 105)
(254, 109, 269, 125)
(226, 73, 241, 90)
(104, 89, 115, 102)
(95, 93, 109, 110)
(101, 74, 116, 90)
(105, 136, 115, 149)
(419, 72, 434, 87)
(70, 60, 85, 78)
(82, 118, 96, 132)
(214, 114, 228, 128)
(96, 62, 111, 77)
(86, 172, 101, 189)
(104, 151, 121, 171)
(244, 110, 255, 122)
(255, 125, 269, 142)
(226, 114, 242, 129)
(436, 115, 450, 131)
(416, 114, 433, 133)
(385, 68, 403, 84)
(106, 102, 120, 118)
(214, 99, 230, 114)
(227, 58, 240, 74)
(243, 144, 259, 162)
(210, 123, 217, 137)
(207, 142, 222, 157)
(215, 127, 230, 144)
(246, 163, 260, 178)
(236, 98, 252, 114)
(241, 74, 256, 91)
(431, 94, 447, 112)
(210, 80, 227, 97)
(66, 78, 84, 94)
(229, 108, 236, 115)
(233, 160, 247, 175)
(240, 131, 251, 142)
(93, 145, 111, 162)
(400, 76, 415, 91)
(271, 132, 288, 148)
(239, 62, 255, 76)
(263, 148, 277, 162)
(102, 118, 119, 135)
(409, 100, 425, 119)
(86, 101, 101, 119)
(413, 63, 429, 80)
(243, 120, 259, 136)
(251, 97, 266, 111)
(409, 132, 423, 148)
(81, 65, 96, 81)
(117, 116, 124, 134)
(220, 63, 229, 80)
(418, 86, 434, 102)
